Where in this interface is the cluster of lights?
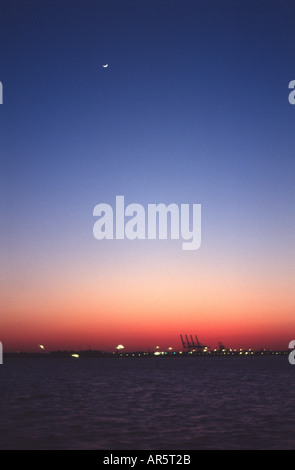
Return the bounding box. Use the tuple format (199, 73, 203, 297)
(36, 341, 287, 361)
(36, 343, 286, 359)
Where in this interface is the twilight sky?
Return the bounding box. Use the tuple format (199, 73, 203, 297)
(1, 0, 295, 352)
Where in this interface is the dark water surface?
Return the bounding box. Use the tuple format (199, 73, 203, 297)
(0, 356, 294, 449)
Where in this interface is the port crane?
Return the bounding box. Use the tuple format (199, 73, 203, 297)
(218, 341, 228, 352)
(180, 334, 210, 352)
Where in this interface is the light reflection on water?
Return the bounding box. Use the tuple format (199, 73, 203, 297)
(0, 356, 294, 449)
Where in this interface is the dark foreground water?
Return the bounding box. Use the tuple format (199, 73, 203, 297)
(0, 356, 294, 450)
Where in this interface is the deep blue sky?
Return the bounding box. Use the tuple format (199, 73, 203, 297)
(2, 0, 294, 251)
(1, 1, 295, 350)
(2, 0, 295, 251)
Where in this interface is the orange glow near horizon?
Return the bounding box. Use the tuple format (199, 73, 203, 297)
(2, 244, 294, 353)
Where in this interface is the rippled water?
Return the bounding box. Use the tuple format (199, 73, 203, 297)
(0, 356, 294, 449)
